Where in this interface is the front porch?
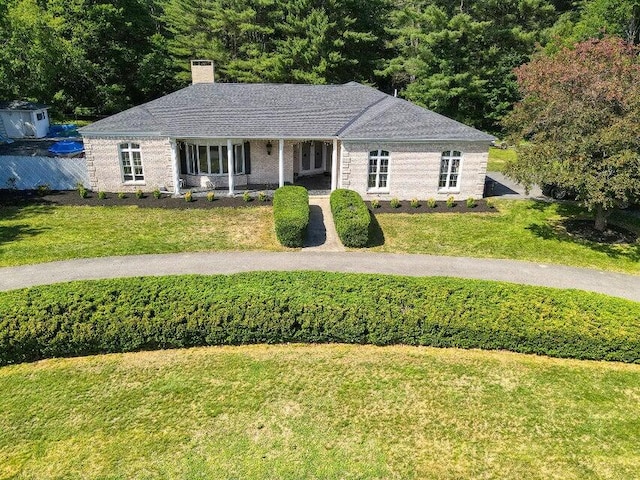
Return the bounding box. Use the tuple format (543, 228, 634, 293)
(171, 138, 339, 196)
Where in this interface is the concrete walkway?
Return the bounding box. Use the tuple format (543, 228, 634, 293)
(304, 196, 345, 251)
(1, 252, 638, 302)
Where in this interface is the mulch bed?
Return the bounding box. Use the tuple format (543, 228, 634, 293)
(0, 189, 270, 209)
(563, 219, 637, 244)
(367, 199, 497, 214)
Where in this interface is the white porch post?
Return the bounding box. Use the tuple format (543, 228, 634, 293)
(227, 138, 234, 196)
(170, 139, 180, 195)
(331, 138, 338, 191)
(278, 139, 285, 188)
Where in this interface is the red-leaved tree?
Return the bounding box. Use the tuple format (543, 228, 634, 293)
(504, 36, 640, 231)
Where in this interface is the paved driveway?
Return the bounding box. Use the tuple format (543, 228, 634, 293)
(485, 171, 543, 199)
(1, 252, 638, 302)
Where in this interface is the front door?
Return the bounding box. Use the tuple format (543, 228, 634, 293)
(299, 141, 325, 176)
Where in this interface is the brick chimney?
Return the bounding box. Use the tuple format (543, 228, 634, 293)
(191, 60, 215, 84)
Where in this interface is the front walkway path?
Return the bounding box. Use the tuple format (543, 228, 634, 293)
(304, 196, 345, 251)
(1, 252, 638, 302)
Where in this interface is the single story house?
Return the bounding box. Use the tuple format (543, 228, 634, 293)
(79, 64, 495, 199)
(0, 101, 50, 139)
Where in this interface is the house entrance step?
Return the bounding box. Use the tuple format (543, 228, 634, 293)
(304, 197, 345, 251)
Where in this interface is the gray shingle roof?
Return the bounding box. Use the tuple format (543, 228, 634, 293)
(0, 100, 48, 111)
(80, 82, 495, 142)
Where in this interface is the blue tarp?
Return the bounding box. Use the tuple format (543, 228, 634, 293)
(49, 124, 79, 137)
(48, 140, 84, 155)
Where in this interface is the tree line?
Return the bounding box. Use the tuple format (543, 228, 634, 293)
(0, 0, 638, 133)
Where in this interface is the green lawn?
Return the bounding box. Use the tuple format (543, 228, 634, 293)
(371, 200, 640, 274)
(0, 204, 283, 266)
(1, 344, 639, 479)
(488, 146, 517, 172)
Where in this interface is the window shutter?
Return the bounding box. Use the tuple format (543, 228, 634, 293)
(244, 141, 251, 174)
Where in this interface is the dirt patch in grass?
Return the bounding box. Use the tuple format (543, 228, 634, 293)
(563, 219, 638, 244)
(367, 199, 497, 214)
(0, 189, 270, 209)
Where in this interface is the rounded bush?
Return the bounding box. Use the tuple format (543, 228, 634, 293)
(330, 189, 371, 247)
(273, 186, 309, 247)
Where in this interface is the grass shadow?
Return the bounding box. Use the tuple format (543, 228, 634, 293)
(367, 210, 385, 247)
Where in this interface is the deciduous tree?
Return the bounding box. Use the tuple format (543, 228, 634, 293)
(504, 37, 640, 231)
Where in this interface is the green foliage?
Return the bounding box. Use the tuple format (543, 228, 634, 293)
(36, 184, 51, 197)
(427, 198, 437, 208)
(371, 199, 380, 209)
(410, 198, 420, 208)
(153, 188, 162, 199)
(184, 190, 193, 202)
(78, 185, 88, 198)
(98, 191, 107, 200)
(330, 189, 371, 247)
(446, 196, 455, 207)
(243, 190, 252, 202)
(258, 191, 267, 202)
(273, 186, 309, 247)
(206, 191, 215, 202)
(379, 0, 559, 132)
(466, 197, 476, 208)
(135, 189, 144, 199)
(117, 192, 126, 199)
(1, 273, 639, 366)
(390, 198, 401, 208)
(504, 37, 640, 230)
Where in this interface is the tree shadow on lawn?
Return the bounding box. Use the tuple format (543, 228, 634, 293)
(0, 204, 53, 250)
(525, 201, 640, 262)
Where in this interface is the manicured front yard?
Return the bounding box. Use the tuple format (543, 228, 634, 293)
(371, 200, 640, 274)
(1, 344, 639, 479)
(0, 204, 282, 266)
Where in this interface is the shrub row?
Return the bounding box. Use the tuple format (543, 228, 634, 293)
(273, 186, 309, 247)
(330, 189, 371, 247)
(1, 272, 639, 366)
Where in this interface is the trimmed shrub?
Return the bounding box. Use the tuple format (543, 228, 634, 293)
(410, 198, 420, 208)
(427, 198, 437, 208)
(0, 272, 639, 366)
(466, 197, 476, 208)
(206, 191, 215, 202)
(330, 189, 371, 248)
(390, 197, 401, 208)
(184, 190, 193, 202)
(273, 186, 309, 247)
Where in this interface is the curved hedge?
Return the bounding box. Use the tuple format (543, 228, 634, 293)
(273, 186, 309, 247)
(330, 189, 371, 247)
(1, 272, 639, 365)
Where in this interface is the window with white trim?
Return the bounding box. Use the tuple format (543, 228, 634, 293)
(438, 150, 462, 191)
(120, 142, 144, 182)
(182, 142, 245, 175)
(368, 149, 390, 191)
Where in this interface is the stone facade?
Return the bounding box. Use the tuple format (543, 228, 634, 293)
(84, 136, 174, 193)
(341, 141, 489, 200)
(85, 136, 488, 198)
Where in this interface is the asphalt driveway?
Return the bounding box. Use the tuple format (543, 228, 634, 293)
(1, 251, 638, 302)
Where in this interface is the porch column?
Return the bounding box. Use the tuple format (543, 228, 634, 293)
(278, 139, 284, 188)
(170, 139, 180, 195)
(331, 138, 338, 191)
(227, 138, 234, 195)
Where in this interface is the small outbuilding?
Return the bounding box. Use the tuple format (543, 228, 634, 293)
(0, 100, 50, 140)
